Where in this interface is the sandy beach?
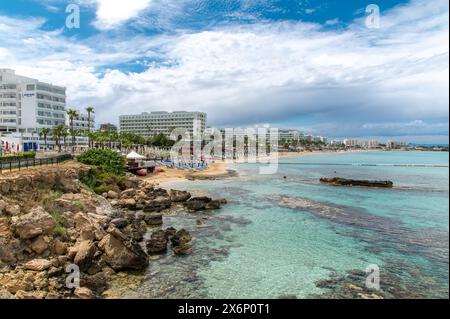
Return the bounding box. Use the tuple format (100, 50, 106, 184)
(144, 150, 360, 185)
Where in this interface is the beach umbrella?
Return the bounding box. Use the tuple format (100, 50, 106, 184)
(126, 151, 145, 160)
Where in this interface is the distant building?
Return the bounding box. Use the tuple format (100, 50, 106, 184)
(119, 111, 207, 138)
(66, 110, 95, 147)
(344, 139, 379, 148)
(100, 123, 117, 131)
(279, 129, 302, 144)
(66, 111, 95, 132)
(387, 140, 406, 149)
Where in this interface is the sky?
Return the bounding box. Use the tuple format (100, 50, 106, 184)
(0, 0, 448, 143)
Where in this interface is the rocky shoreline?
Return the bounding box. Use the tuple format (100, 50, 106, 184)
(0, 163, 227, 299)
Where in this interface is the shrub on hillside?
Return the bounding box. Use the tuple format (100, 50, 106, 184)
(76, 149, 125, 175)
(0, 151, 36, 161)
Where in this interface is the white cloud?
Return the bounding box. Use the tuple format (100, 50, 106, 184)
(0, 0, 448, 142)
(92, 0, 154, 29)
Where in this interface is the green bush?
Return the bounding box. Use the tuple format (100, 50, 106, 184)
(78, 168, 99, 189)
(0, 151, 36, 161)
(93, 185, 115, 195)
(76, 149, 125, 175)
(50, 210, 67, 238)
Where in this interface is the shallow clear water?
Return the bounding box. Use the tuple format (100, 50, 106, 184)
(126, 151, 449, 299)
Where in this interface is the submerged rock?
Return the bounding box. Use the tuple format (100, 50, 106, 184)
(171, 229, 193, 255)
(320, 177, 394, 188)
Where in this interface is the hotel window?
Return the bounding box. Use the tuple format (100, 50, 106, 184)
(27, 84, 36, 91)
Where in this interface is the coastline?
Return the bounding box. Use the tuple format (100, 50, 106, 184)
(144, 149, 369, 187)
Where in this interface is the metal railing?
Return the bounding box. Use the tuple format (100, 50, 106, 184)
(0, 154, 73, 173)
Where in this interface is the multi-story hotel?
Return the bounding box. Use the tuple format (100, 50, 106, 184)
(119, 111, 207, 138)
(279, 129, 302, 143)
(0, 69, 67, 152)
(344, 139, 379, 148)
(0, 69, 66, 133)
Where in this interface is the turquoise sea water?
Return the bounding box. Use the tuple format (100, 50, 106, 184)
(127, 151, 449, 299)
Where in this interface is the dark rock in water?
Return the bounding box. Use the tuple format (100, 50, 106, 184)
(110, 218, 129, 229)
(171, 229, 193, 255)
(80, 272, 109, 294)
(146, 230, 168, 254)
(171, 229, 192, 246)
(205, 200, 222, 210)
(144, 213, 163, 226)
(172, 243, 193, 255)
(143, 199, 172, 212)
(320, 177, 393, 188)
(185, 197, 224, 211)
(169, 189, 191, 202)
(164, 227, 177, 239)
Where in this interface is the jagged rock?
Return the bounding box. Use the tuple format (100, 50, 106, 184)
(172, 244, 193, 255)
(24, 259, 52, 271)
(171, 229, 193, 255)
(116, 198, 137, 210)
(184, 197, 211, 211)
(120, 189, 136, 199)
(98, 234, 148, 271)
(146, 230, 168, 254)
(73, 240, 97, 271)
(165, 227, 177, 238)
(169, 189, 191, 202)
(110, 218, 129, 229)
(171, 229, 192, 246)
(107, 191, 119, 199)
(143, 198, 171, 212)
(151, 188, 168, 197)
(11, 207, 56, 240)
(0, 289, 14, 299)
(74, 287, 95, 299)
(53, 239, 67, 255)
(320, 177, 394, 188)
(80, 272, 109, 294)
(144, 213, 163, 226)
(73, 212, 106, 241)
(31, 235, 50, 255)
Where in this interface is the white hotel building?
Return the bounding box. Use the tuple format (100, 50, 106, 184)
(119, 111, 207, 138)
(0, 69, 66, 152)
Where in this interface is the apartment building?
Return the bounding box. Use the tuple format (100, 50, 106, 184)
(119, 111, 207, 138)
(344, 139, 379, 148)
(279, 129, 302, 143)
(100, 123, 117, 131)
(65, 110, 95, 147)
(66, 111, 95, 132)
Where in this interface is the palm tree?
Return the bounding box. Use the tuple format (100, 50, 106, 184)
(40, 128, 51, 151)
(66, 109, 79, 153)
(86, 106, 94, 147)
(52, 125, 65, 152)
(62, 129, 69, 152)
